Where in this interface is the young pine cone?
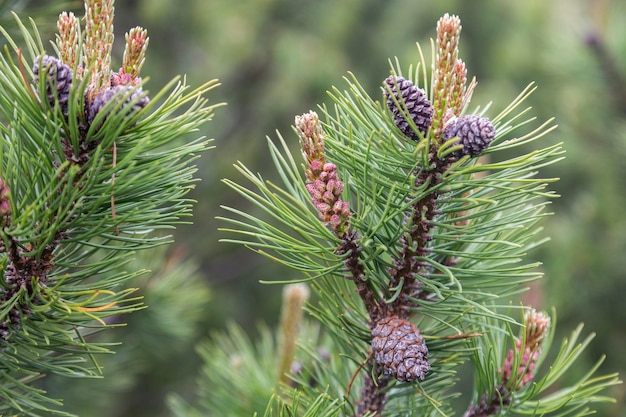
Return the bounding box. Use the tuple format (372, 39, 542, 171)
(371, 316, 429, 382)
(32, 55, 73, 116)
(384, 75, 433, 141)
(444, 114, 495, 158)
(86, 85, 150, 125)
(0, 177, 10, 223)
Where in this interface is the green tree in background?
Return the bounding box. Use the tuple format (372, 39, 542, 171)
(0, 0, 74, 38)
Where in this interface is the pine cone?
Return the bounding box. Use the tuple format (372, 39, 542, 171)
(0, 178, 10, 226)
(371, 316, 429, 382)
(384, 76, 433, 141)
(443, 114, 495, 158)
(86, 85, 150, 125)
(32, 55, 73, 116)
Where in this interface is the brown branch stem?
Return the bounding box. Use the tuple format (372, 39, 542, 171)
(337, 230, 386, 325)
(463, 385, 511, 417)
(388, 153, 449, 317)
(355, 362, 391, 417)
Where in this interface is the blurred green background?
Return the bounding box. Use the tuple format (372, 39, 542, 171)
(4, 0, 626, 415)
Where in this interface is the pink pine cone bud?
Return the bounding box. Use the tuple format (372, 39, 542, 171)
(329, 214, 342, 227)
(332, 200, 345, 214)
(326, 179, 344, 196)
(501, 340, 540, 389)
(323, 162, 336, 172)
(111, 69, 141, 87)
(311, 180, 325, 192)
(309, 160, 323, 176)
(297, 110, 351, 235)
(123, 26, 149, 79)
(339, 201, 350, 217)
(524, 308, 551, 348)
(306, 184, 322, 201)
(297, 111, 325, 166)
(316, 202, 331, 215)
(0, 178, 10, 218)
(296, 111, 322, 143)
(500, 309, 549, 390)
(322, 190, 336, 204)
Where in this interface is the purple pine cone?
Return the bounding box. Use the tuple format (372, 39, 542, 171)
(32, 55, 73, 115)
(86, 85, 150, 125)
(384, 76, 433, 141)
(444, 115, 495, 158)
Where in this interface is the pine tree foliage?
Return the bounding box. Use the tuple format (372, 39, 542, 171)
(45, 247, 211, 415)
(0, 1, 221, 415)
(214, 14, 620, 417)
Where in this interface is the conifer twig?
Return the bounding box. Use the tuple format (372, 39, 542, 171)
(218, 11, 619, 417)
(0, 2, 220, 412)
(355, 364, 391, 417)
(345, 352, 372, 399)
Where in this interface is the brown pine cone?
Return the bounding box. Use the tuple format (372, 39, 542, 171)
(371, 316, 429, 382)
(384, 76, 433, 141)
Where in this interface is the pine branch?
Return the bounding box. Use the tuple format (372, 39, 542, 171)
(464, 309, 620, 417)
(45, 247, 211, 415)
(0, 2, 221, 414)
(213, 12, 620, 417)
